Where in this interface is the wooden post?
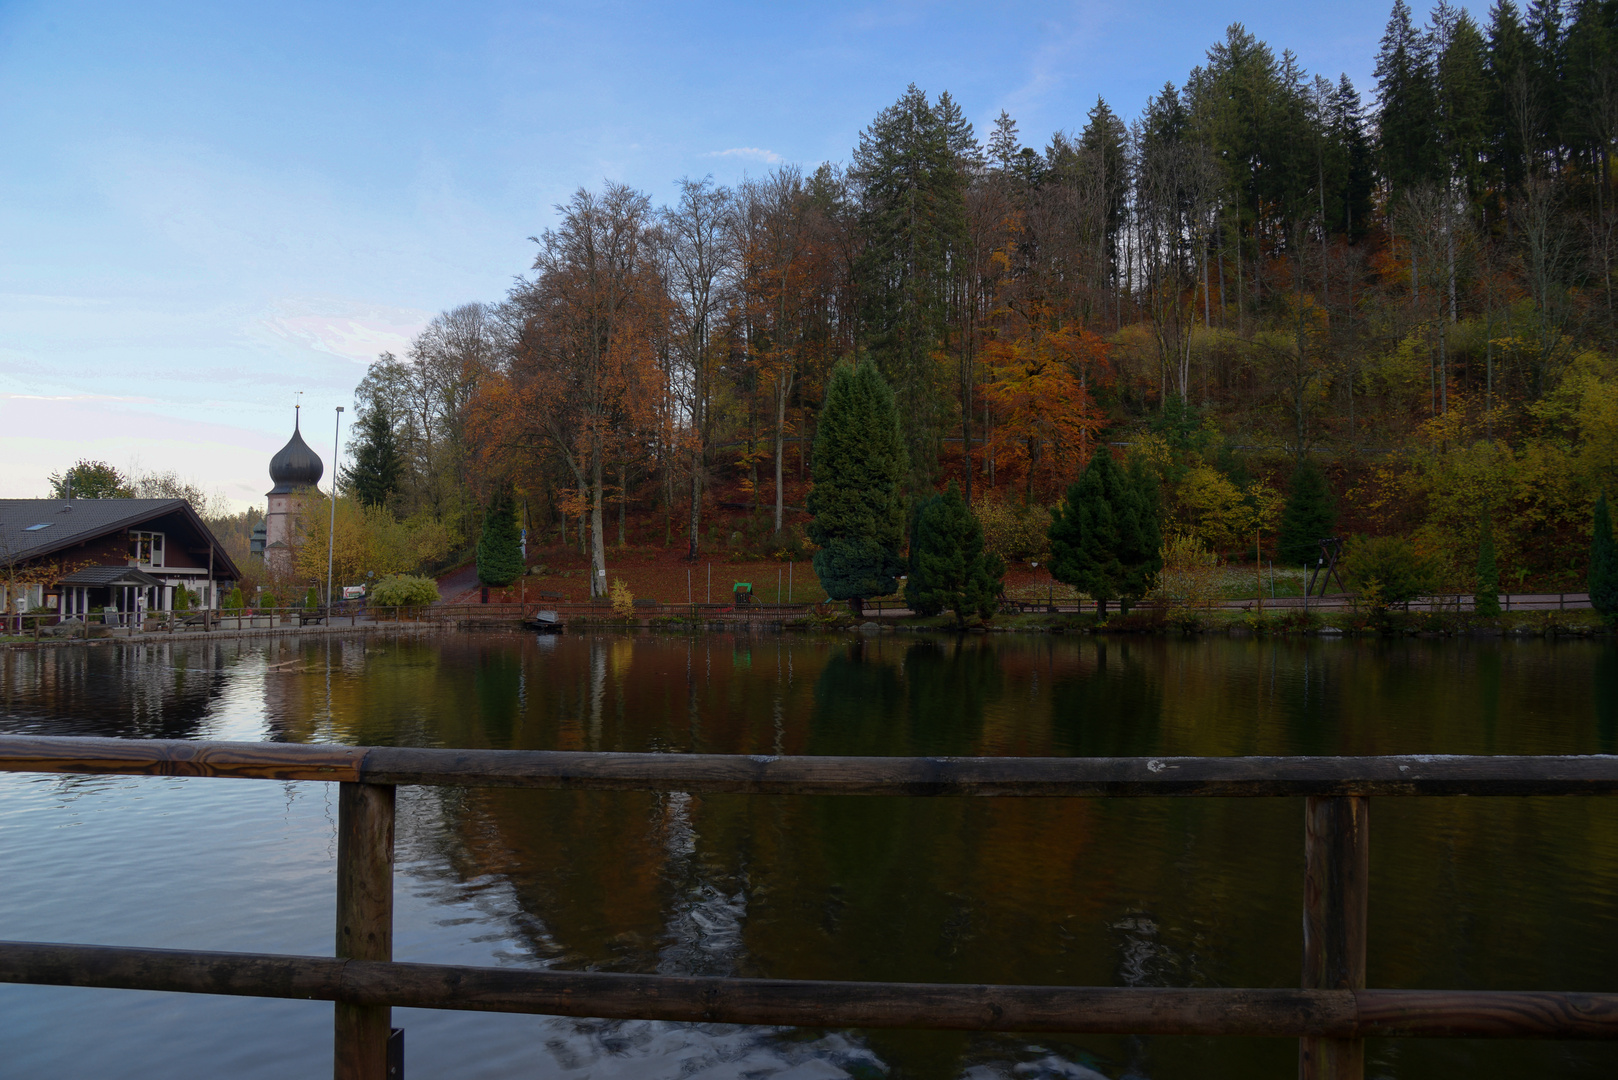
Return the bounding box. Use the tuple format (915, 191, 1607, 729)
(336, 782, 395, 1080)
(1301, 795, 1368, 1080)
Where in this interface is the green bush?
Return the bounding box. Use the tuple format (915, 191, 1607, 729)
(904, 481, 1004, 624)
(476, 488, 523, 588)
(1047, 448, 1162, 616)
(172, 587, 192, 612)
(222, 587, 245, 612)
(369, 574, 440, 608)
(1342, 535, 1439, 608)
(303, 587, 322, 611)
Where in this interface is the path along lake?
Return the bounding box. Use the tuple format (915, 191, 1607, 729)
(2, 631, 1616, 1079)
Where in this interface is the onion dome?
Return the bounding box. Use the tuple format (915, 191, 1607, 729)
(268, 410, 324, 494)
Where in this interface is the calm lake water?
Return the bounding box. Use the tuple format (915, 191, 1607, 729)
(1, 630, 1616, 1079)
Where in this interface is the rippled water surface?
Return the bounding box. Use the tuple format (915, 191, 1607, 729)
(2, 630, 1616, 1078)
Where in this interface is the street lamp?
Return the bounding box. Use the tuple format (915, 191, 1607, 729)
(327, 406, 344, 611)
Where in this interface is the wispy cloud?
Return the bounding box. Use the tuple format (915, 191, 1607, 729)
(706, 147, 783, 164)
(256, 298, 430, 366)
(0, 392, 157, 403)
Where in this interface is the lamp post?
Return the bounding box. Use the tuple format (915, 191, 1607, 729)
(327, 406, 344, 612)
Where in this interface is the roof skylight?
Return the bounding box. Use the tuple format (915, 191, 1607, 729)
(24, 523, 53, 531)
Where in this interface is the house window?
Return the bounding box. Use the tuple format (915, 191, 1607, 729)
(129, 530, 165, 567)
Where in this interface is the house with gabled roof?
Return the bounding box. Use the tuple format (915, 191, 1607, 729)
(0, 497, 239, 622)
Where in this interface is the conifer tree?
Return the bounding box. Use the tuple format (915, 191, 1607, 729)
(476, 488, 523, 589)
(342, 404, 402, 510)
(807, 360, 908, 614)
(1377, 0, 1439, 200)
(1277, 459, 1336, 566)
(904, 481, 1005, 625)
(1475, 511, 1502, 617)
(1591, 493, 1618, 620)
(852, 85, 974, 485)
(1047, 448, 1162, 617)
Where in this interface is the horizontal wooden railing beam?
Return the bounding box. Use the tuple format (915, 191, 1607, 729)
(2, 941, 1615, 1039)
(3, 736, 1618, 796)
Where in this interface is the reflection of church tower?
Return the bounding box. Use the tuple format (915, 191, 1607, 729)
(264, 407, 324, 580)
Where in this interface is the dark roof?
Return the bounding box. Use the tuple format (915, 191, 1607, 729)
(0, 499, 242, 579)
(58, 565, 164, 588)
(268, 411, 324, 494)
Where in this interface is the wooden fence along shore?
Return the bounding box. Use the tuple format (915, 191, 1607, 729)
(2, 736, 1618, 1079)
(0, 590, 1599, 644)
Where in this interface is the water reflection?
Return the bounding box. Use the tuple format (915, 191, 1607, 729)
(2, 631, 1617, 1079)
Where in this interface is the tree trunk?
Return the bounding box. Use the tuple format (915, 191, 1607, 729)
(689, 446, 702, 560)
(774, 379, 789, 535)
(590, 448, 607, 597)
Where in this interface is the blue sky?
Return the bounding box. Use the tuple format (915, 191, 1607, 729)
(1, 0, 1428, 508)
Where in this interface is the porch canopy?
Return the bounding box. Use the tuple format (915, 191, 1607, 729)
(58, 567, 163, 591)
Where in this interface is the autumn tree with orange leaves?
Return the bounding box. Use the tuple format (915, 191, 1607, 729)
(476, 184, 668, 596)
(979, 319, 1109, 506)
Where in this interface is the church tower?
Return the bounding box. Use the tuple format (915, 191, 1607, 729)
(264, 407, 324, 580)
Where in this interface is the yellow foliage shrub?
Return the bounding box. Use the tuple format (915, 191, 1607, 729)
(1154, 533, 1223, 608)
(610, 577, 634, 617)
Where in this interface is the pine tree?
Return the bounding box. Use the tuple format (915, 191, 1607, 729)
(904, 482, 1005, 625)
(807, 360, 908, 614)
(476, 488, 524, 589)
(1487, 0, 1535, 194)
(1047, 448, 1162, 617)
(1591, 493, 1618, 619)
(1277, 459, 1336, 566)
(1332, 74, 1377, 240)
(1376, 0, 1440, 200)
(1475, 511, 1502, 617)
(342, 404, 402, 510)
(1436, 8, 1491, 205)
(852, 85, 974, 486)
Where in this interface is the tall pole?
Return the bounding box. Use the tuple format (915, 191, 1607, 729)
(327, 406, 344, 611)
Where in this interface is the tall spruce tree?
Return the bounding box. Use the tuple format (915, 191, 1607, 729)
(1377, 0, 1440, 200)
(476, 488, 523, 590)
(1475, 511, 1502, 617)
(807, 361, 908, 614)
(1591, 493, 1618, 619)
(1277, 459, 1336, 566)
(342, 404, 402, 510)
(852, 85, 974, 486)
(1487, 0, 1536, 194)
(1047, 448, 1162, 617)
(904, 481, 1005, 625)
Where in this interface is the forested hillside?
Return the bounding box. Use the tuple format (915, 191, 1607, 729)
(341, 1, 1618, 596)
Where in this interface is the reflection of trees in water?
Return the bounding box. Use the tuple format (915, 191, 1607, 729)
(901, 639, 1002, 755)
(130, 631, 1613, 1080)
(1596, 647, 1617, 754)
(473, 648, 522, 747)
(1049, 639, 1165, 757)
(806, 641, 905, 755)
(0, 641, 237, 739)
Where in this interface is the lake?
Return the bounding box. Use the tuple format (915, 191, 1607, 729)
(2, 630, 1616, 1078)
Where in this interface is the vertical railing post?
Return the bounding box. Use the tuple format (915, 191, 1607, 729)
(1300, 795, 1368, 1080)
(336, 782, 395, 1079)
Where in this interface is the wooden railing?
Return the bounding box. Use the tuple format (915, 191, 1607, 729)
(2, 736, 1617, 1079)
